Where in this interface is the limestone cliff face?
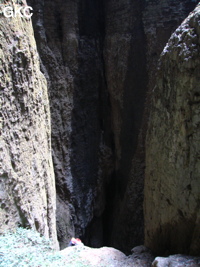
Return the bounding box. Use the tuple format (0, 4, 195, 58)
(27, 0, 111, 249)
(0, 1, 57, 248)
(103, 0, 198, 253)
(0, 0, 197, 258)
(27, 0, 198, 252)
(145, 3, 200, 256)
(143, 0, 198, 93)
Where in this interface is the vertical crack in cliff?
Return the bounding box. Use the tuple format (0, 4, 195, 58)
(27, 0, 198, 253)
(70, 0, 111, 248)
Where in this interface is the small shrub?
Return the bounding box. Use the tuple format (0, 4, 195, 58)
(0, 228, 97, 267)
(0, 227, 65, 267)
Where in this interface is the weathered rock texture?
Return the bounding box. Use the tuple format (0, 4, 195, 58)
(60, 245, 154, 267)
(103, 0, 147, 252)
(0, 1, 57, 248)
(152, 255, 200, 267)
(1, 0, 200, 257)
(143, 0, 199, 94)
(103, 0, 198, 253)
(27, 0, 112, 249)
(27, 0, 198, 253)
(145, 3, 200, 256)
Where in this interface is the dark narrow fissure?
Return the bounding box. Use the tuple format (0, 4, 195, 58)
(28, 0, 147, 252)
(27, 0, 198, 254)
(102, 172, 118, 247)
(70, 0, 112, 247)
(76, 0, 148, 253)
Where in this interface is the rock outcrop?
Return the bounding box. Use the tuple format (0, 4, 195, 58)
(59, 245, 154, 267)
(0, 1, 57, 248)
(152, 255, 200, 267)
(145, 3, 200, 256)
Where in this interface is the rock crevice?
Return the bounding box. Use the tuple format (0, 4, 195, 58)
(1, 0, 200, 256)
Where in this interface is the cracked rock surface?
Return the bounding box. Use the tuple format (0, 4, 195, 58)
(145, 3, 200, 256)
(0, 1, 58, 248)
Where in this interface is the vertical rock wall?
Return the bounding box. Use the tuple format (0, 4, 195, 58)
(27, 0, 198, 252)
(0, 1, 57, 248)
(21, 0, 199, 253)
(27, 0, 113, 249)
(145, 3, 200, 256)
(103, 0, 197, 253)
(143, 0, 198, 93)
(1, 0, 200, 255)
(103, 0, 147, 252)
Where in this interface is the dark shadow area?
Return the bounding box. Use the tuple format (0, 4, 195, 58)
(102, 172, 118, 246)
(117, 0, 147, 198)
(101, 0, 148, 254)
(147, 216, 199, 256)
(27, 0, 199, 254)
(70, 0, 110, 247)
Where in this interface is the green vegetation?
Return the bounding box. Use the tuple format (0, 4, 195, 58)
(0, 228, 62, 266)
(0, 228, 91, 267)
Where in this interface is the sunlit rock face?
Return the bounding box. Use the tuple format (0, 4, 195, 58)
(0, 1, 58, 248)
(145, 4, 200, 256)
